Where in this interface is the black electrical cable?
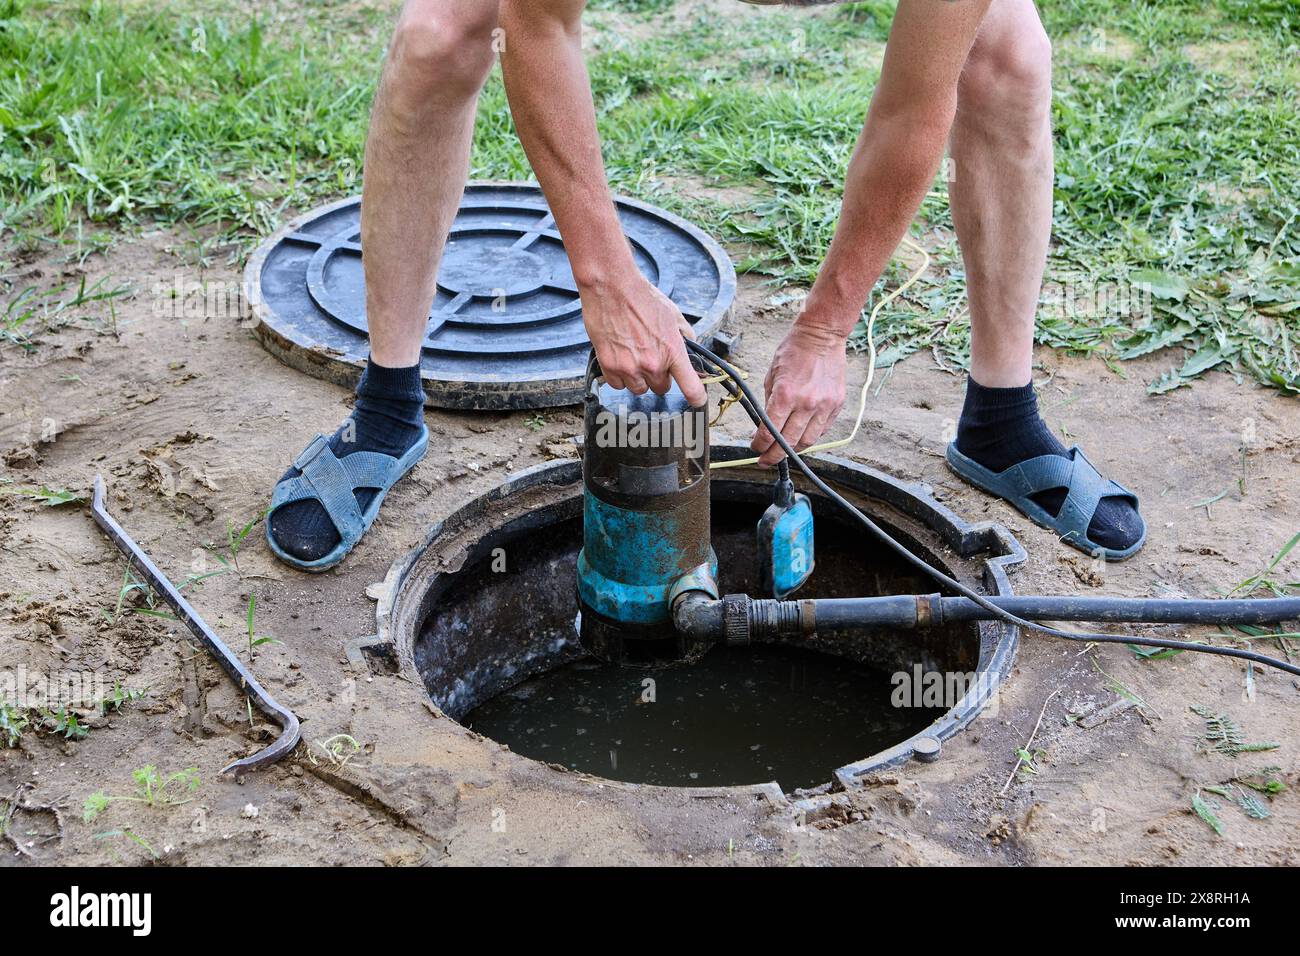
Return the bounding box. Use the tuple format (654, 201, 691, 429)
(686, 338, 1300, 678)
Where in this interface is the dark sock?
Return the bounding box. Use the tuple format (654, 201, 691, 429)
(954, 376, 1142, 552)
(269, 360, 426, 562)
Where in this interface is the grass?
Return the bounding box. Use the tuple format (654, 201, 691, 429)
(0, 483, 81, 506)
(1229, 529, 1300, 597)
(92, 824, 159, 860)
(202, 511, 266, 577)
(100, 681, 148, 714)
(82, 764, 200, 823)
(1, 701, 88, 744)
(1193, 768, 1286, 836)
(0, 683, 146, 749)
(0, 700, 28, 747)
(105, 565, 178, 623)
(1, 0, 1297, 392)
(97, 507, 262, 625)
(82, 764, 198, 859)
(245, 592, 278, 660)
(1, 273, 129, 347)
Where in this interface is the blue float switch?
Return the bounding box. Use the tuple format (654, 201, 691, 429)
(758, 469, 815, 599)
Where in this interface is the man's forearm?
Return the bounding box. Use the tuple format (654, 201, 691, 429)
(801, 0, 990, 338)
(803, 103, 953, 334)
(498, 0, 702, 402)
(499, 1, 632, 288)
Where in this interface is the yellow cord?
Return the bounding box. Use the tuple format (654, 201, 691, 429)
(708, 235, 931, 470)
(703, 369, 746, 426)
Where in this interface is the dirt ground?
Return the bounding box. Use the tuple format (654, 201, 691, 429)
(1, 219, 1298, 867)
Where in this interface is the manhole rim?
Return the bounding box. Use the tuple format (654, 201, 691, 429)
(367, 446, 1024, 799)
(243, 182, 738, 409)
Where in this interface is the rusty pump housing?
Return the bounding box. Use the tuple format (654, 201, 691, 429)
(576, 355, 718, 665)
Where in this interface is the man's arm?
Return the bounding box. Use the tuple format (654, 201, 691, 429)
(751, 0, 993, 465)
(499, 0, 704, 404)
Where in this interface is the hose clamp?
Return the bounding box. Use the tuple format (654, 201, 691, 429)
(916, 593, 942, 628)
(722, 594, 750, 646)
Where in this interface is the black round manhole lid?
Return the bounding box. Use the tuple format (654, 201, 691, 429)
(243, 182, 736, 410)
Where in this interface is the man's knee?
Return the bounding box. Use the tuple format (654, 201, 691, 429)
(387, 1, 498, 100)
(960, 19, 1052, 120)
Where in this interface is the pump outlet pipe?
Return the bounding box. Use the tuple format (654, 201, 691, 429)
(673, 592, 1300, 645)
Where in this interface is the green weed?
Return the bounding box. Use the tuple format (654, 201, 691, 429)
(98, 681, 148, 715)
(1190, 704, 1280, 757)
(37, 706, 89, 740)
(204, 512, 265, 576)
(245, 592, 278, 660)
(82, 765, 200, 823)
(1229, 530, 1300, 597)
(0, 700, 28, 747)
(0, 484, 81, 506)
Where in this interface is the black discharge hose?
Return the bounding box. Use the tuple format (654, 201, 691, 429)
(684, 338, 1300, 678)
(758, 594, 1300, 629)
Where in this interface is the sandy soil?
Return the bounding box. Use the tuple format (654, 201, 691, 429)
(1, 216, 1298, 867)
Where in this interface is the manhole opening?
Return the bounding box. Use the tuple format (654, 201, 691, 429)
(409, 473, 1001, 792)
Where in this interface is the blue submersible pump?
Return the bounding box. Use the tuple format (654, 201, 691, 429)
(576, 352, 817, 665)
(576, 353, 719, 665)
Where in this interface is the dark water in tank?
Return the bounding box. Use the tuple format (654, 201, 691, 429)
(463, 643, 944, 790)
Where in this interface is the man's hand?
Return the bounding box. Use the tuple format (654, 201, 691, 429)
(751, 319, 847, 467)
(499, 0, 703, 406)
(582, 274, 705, 405)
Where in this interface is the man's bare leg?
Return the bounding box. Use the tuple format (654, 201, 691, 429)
(268, 0, 499, 566)
(947, 0, 1143, 554)
(949, 0, 1052, 388)
(364, 0, 500, 366)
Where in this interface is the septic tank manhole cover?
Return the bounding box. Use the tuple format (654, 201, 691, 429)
(243, 182, 736, 410)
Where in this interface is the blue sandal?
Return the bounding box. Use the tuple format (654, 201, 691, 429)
(266, 426, 429, 572)
(946, 442, 1146, 561)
